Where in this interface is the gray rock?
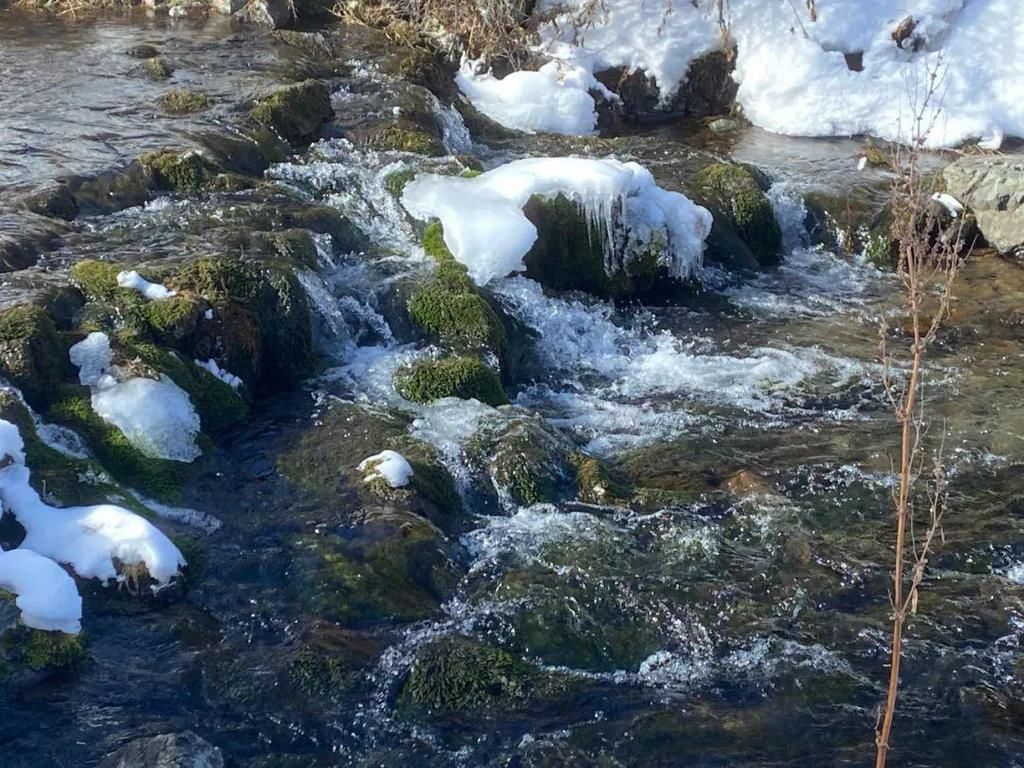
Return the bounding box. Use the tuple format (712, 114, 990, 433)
(943, 155, 1024, 253)
(98, 731, 224, 768)
(708, 117, 742, 133)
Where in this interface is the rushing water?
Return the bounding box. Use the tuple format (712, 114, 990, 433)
(2, 10, 1024, 768)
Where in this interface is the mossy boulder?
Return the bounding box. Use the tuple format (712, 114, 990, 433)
(173, 256, 314, 393)
(692, 162, 782, 270)
(291, 507, 462, 627)
(142, 56, 174, 80)
(140, 150, 219, 194)
(475, 417, 574, 509)
(0, 305, 70, 410)
(47, 390, 188, 502)
(408, 261, 507, 360)
(251, 80, 332, 146)
(570, 452, 634, 505)
(0, 611, 86, 683)
(157, 88, 211, 115)
(398, 635, 569, 715)
(277, 401, 461, 528)
(366, 125, 444, 156)
(394, 356, 507, 407)
(522, 195, 665, 300)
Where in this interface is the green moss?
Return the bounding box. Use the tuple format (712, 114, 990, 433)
(395, 356, 507, 407)
(142, 56, 174, 80)
(408, 261, 506, 358)
(277, 402, 461, 525)
(287, 649, 349, 697)
(47, 391, 187, 501)
(367, 125, 443, 156)
(69, 259, 122, 301)
(139, 296, 201, 344)
(261, 229, 319, 270)
(399, 635, 563, 714)
(0, 305, 69, 410)
(486, 421, 571, 508)
(384, 168, 417, 198)
(570, 453, 633, 505)
(292, 510, 459, 626)
(140, 150, 217, 194)
(422, 220, 454, 262)
(693, 163, 782, 267)
(523, 195, 613, 297)
(3, 627, 85, 672)
(251, 80, 332, 145)
(458, 168, 482, 179)
(158, 88, 210, 115)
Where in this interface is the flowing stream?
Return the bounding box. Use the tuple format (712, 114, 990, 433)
(1, 10, 1024, 768)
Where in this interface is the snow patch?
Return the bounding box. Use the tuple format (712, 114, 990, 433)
(401, 157, 712, 285)
(358, 450, 414, 488)
(455, 59, 604, 135)
(0, 548, 82, 634)
(195, 358, 242, 390)
(116, 270, 177, 301)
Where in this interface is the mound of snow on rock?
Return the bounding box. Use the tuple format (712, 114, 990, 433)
(117, 270, 177, 300)
(358, 450, 414, 488)
(0, 419, 186, 632)
(455, 59, 608, 135)
(401, 157, 712, 285)
(535, 0, 1023, 148)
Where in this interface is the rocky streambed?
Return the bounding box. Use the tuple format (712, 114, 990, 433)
(1, 9, 1024, 768)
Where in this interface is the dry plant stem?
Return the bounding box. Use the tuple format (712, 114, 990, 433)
(874, 61, 964, 767)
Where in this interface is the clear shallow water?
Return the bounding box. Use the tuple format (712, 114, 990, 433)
(2, 14, 1024, 768)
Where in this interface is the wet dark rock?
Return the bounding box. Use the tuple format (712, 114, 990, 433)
(97, 731, 224, 768)
(14, 181, 79, 221)
(125, 44, 160, 60)
(0, 211, 67, 272)
(64, 163, 153, 215)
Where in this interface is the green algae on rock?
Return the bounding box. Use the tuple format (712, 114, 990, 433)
(250, 80, 332, 146)
(157, 88, 211, 116)
(394, 356, 507, 407)
(140, 150, 219, 194)
(693, 162, 782, 269)
(0, 305, 70, 411)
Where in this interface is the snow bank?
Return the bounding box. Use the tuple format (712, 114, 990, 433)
(70, 333, 201, 463)
(358, 450, 414, 488)
(0, 419, 185, 620)
(0, 548, 82, 633)
(455, 59, 605, 135)
(401, 157, 712, 285)
(195, 358, 242, 390)
(116, 270, 176, 301)
(535, 0, 1024, 148)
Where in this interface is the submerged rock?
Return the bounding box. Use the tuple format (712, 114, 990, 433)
(943, 155, 1024, 254)
(0, 211, 67, 272)
(97, 731, 224, 768)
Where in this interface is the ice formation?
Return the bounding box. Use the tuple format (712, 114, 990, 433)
(69, 333, 202, 463)
(525, 0, 1024, 148)
(358, 450, 414, 488)
(401, 157, 712, 285)
(0, 419, 186, 632)
(116, 270, 177, 300)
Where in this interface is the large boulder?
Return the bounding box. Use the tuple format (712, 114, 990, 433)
(943, 155, 1024, 254)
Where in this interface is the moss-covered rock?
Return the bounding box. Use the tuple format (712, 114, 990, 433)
(140, 150, 218, 194)
(570, 452, 634, 505)
(259, 229, 319, 270)
(408, 261, 507, 359)
(0, 622, 85, 677)
(394, 356, 507, 407)
(250, 80, 332, 146)
(142, 56, 174, 80)
(398, 635, 568, 714)
(0, 305, 69, 410)
(366, 125, 444, 156)
(481, 418, 574, 509)
(47, 390, 187, 501)
(291, 507, 462, 627)
(522, 195, 665, 300)
(277, 401, 461, 527)
(384, 167, 417, 198)
(693, 162, 782, 269)
(157, 88, 211, 115)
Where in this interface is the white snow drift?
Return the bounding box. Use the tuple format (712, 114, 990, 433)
(401, 157, 712, 285)
(496, 0, 1024, 148)
(70, 332, 201, 463)
(0, 419, 186, 633)
(195, 358, 243, 390)
(358, 450, 414, 488)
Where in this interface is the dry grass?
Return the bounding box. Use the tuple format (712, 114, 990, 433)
(12, 0, 133, 16)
